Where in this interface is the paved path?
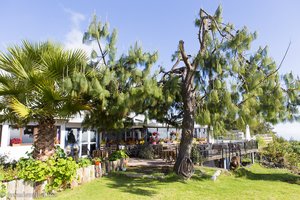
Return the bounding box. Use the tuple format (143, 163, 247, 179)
(128, 158, 174, 167)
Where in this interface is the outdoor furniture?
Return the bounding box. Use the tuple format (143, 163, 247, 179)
(92, 148, 110, 158)
(162, 149, 176, 162)
(152, 144, 163, 158)
(162, 145, 177, 162)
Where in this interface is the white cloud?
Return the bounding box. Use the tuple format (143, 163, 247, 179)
(64, 8, 85, 29)
(63, 8, 97, 56)
(273, 122, 300, 140)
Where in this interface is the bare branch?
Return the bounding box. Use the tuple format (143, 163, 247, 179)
(179, 40, 193, 70)
(172, 57, 181, 71)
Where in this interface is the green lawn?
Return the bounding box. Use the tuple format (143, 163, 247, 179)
(45, 164, 300, 200)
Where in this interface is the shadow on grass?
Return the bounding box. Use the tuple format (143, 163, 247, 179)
(105, 173, 176, 197)
(234, 167, 300, 185)
(105, 166, 210, 197)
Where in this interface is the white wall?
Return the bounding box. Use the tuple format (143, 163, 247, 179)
(0, 145, 32, 162)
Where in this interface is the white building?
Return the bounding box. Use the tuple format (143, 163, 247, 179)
(0, 112, 210, 161)
(0, 113, 100, 161)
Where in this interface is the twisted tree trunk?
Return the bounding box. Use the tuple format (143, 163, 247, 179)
(173, 41, 196, 178)
(33, 116, 57, 161)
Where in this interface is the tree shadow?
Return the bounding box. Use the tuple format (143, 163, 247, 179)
(105, 166, 211, 197)
(190, 168, 213, 181)
(105, 174, 156, 197)
(234, 167, 300, 185)
(105, 171, 181, 197)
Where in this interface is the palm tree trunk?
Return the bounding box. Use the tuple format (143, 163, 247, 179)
(33, 116, 57, 161)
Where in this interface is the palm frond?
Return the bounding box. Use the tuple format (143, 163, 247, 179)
(9, 98, 30, 118)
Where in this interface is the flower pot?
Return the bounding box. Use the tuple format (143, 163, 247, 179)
(120, 158, 129, 170)
(111, 160, 118, 171)
(95, 161, 101, 166)
(12, 143, 21, 147)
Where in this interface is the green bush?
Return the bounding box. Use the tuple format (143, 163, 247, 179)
(77, 158, 92, 167)
(0, 166, 18, 181)
(191, 145, 206, 165)
(241, 157, 251, 163)
(17, 158, 49, 182)
(46, 157, 77, 191)
(0, 182, 6, 198)
(262, 136, 300, 171)
(109, 150, 128, 161)
(138, 144, 154, 159)
(17, 155, 78, 192)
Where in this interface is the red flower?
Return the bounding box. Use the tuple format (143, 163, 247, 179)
(10, 138, 21, 145)
(150, 132, 159, 143)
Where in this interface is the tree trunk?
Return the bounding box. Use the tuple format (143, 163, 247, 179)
(33, 116, 57, 161)
(174, 49, 196, 177)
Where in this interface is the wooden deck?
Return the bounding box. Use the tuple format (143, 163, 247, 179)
(125, 140, 258, 163)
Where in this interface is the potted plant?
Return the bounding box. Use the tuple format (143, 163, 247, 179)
(10, 138, 21, 146)
(108, 150, 129, 172)
(93, 157, 102, 166)
(150, 132, 159, 144)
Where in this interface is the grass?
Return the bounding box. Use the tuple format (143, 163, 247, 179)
(44, 164, 300, 200)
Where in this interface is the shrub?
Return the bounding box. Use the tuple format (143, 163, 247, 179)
(46, 157, 77, 191)
(17, 155, 78, 192)
(77, 158, 92, 167)
(17, 158, 49, 182)
(108, 150, 128, 161)
(0, 182, 6, 198)
(0, 166, 18, 181)
(55, 146, 66, 158)
(261, 136, 300, 172)
(191, 145, 206, 165)
(138, 144, 154, 159)
(0, 154, 8, 165)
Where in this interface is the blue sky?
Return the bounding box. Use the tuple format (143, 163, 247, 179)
(0, 0, 299, 140)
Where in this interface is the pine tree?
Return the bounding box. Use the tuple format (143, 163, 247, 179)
(155, 6, 300, 178)
(81, 15, 161, 131)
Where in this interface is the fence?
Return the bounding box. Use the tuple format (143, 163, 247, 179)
(123, 141, 258, 162)
(0, 165, 101, 200)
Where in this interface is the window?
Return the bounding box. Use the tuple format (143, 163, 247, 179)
(10, 126, 23, 144)
(9, 125, 61, 145)
(66, 128, 80, 145)
(81, 130, 97, 156)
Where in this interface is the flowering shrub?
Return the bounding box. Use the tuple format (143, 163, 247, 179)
(10, 138, 21, 145)
(150, 132, 159, 144)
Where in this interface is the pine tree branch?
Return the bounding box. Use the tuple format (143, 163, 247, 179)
(237, 94, 256, 107)
(159, 67, 185, 84)
(247, 42, 291, 93)
(96, 38, 107, 66)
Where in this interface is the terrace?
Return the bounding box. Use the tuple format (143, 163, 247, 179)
(91, 140, 258, 169)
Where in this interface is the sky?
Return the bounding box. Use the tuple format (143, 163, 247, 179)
(0, 0, 299, 140)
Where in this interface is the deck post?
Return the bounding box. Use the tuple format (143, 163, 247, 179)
(223, 158, 227, 169)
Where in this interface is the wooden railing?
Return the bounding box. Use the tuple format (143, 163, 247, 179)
(92, 141, 258, 162)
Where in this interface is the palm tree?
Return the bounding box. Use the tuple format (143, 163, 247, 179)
(0, 41, 88, 160)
